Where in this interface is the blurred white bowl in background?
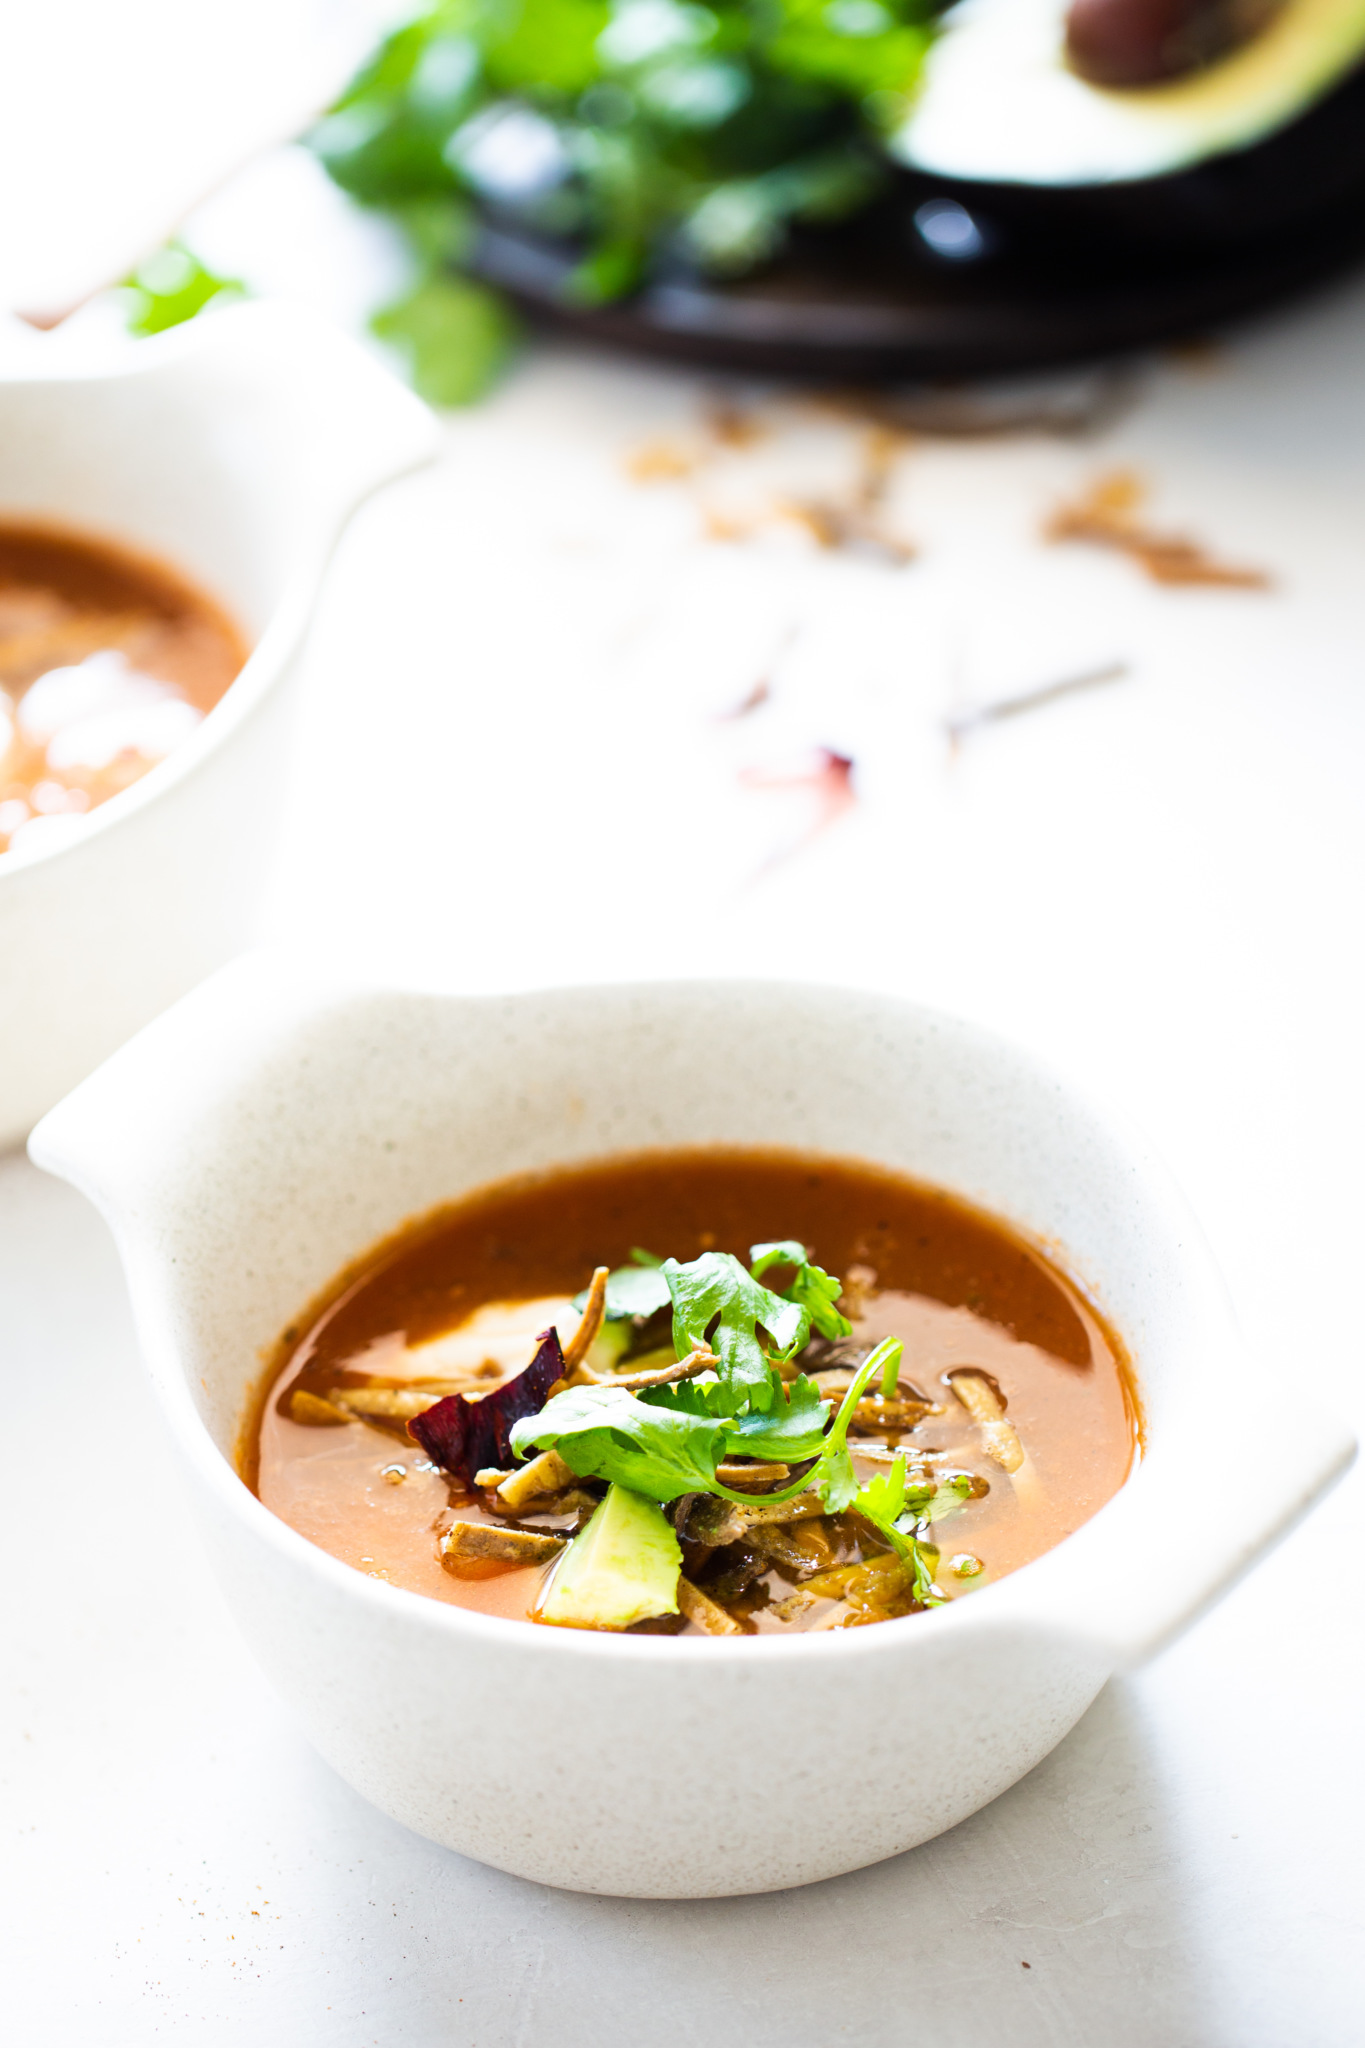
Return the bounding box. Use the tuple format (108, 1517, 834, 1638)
(0, 302, 438, 1148)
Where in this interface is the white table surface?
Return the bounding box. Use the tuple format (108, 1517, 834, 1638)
(6, 266, 1365, 2044)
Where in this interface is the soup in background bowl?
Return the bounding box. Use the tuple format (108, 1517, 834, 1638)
(27, 967, 1354, 1896)
(0, 520, 246, 858)
(0, 302, 437, 1148)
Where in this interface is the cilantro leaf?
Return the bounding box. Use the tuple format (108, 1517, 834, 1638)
(815, 1335, 901, 1510)
(786, 1260, 851, 1342)
(749, 1241, 852, 1343)
(721, 1374, 830, 1460)
(509, 1383, 725, 1501)
(906, 1472, 974, 1527)
(123, 244, 245, 337)
(638, 1376, 741, 1423)
(643, 1370, 829, 1459)
(747, 1240, 808, 1277)
(855, 1457, 908, 1529)
(663, 1251, 807, 1405)
(370, 271, 515, 407)
(852, 1451, 945, 1606)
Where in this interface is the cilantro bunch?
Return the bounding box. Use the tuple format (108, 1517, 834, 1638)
(310, 0, 947, 400)
(510, 1241, 956, 1600)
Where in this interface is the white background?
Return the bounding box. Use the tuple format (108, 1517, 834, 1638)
(3, 13, 1365, 2041)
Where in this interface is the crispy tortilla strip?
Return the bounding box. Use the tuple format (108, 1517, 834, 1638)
(768, 1587, 819, 1623)
(440, 1521, 566, 1566)
(610, 1345, 717, 1392)
(545, 1490, 603, 1519)
(849, 1398, 934, 1433)
(811, 1367, 940, 1431)
(686, 1489, 826, 1546)
(850, 1443, 935, 1471)
(750, 1521, 833, 1578)
(288, 1388, 350, 1427)
(947, 1370, 1024, 1473)
(331, 1386, 442, 1421)
(495, 1448, 579, 1513)
(677, 1576, 745, 1635)
(714, 1459, 790, 1486)
(562, 1267, 609, 1378)
(564, 1259, 714, 1393)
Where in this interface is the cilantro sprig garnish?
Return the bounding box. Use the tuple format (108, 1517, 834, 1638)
(851, 1455, 969, 1606)
(510, 1328, 951, 1601)
(504, 1242, 963, 1606)
(662, 1243, 849, 1407)
(516, 1234, 858, 1494)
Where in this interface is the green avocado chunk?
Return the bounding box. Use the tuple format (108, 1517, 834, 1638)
(536, 1484, 681, 1631)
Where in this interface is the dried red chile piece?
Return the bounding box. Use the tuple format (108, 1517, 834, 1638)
(408, 1327, 567, 1484)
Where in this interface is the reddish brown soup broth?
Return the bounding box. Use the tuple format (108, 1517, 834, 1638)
(252, 1151, 1137, 1632)
(0, 521, 246, 854)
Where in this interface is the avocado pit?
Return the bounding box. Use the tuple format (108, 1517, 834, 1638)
(1066, 0, 1285, 87)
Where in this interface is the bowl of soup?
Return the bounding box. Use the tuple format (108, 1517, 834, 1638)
(28, 963, 1353, 1896)
(0, 304, 438, 1148)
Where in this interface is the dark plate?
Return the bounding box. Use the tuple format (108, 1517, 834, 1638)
(470, 195, 1365, 382)
(467, 66, 1365, 382)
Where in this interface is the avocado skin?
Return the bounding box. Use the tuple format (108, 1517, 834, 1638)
(900, 49, 1365, 252)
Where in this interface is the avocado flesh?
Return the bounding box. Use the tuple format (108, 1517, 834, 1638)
(894, 0, 1365, 185)
(536, 1484, 682, 1630)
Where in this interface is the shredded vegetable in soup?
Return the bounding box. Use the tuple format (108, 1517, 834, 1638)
(0, 522, 246, 856)
(249, 1151, 1138, 1635)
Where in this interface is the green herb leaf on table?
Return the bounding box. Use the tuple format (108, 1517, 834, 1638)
(123, 245, 245, 337)
(370, 272, 516, 407)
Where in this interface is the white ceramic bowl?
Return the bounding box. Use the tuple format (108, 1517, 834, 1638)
(29, 959, 1354, 1898)
(0, 306, 438, 1149)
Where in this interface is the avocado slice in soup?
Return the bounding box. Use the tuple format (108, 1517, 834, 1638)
(893, 0, 1365, 186)
(536, 1484, 682, 1631)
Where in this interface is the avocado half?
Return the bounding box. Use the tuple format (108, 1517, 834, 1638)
(464, 0, 1365, 374)
(895, 0, 1365, 186)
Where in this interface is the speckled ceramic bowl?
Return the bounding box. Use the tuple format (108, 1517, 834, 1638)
(0, 306, 438, 1149)
(28, 959, 1354, 1897)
